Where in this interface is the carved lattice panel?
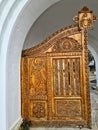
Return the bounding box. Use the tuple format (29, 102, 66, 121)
(47, 55, 84, 121)
(52, 58, 81, 96)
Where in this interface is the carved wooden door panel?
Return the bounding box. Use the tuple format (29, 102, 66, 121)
(21, 24, 92, 128)
(28, 57, 47, 121)
(21, 57, 48, 121)
(47, 55, 84, 125)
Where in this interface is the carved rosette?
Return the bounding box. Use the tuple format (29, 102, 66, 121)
(52, 37, 82, 52)
(33, 102, 46, 119)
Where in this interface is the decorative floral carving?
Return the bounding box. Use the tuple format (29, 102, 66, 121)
(33, 102, 46, 118)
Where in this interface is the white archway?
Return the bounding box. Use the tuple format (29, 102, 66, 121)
(0, 1, 61, 130)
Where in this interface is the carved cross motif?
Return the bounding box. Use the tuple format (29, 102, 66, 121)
(73, 6, 98, 29)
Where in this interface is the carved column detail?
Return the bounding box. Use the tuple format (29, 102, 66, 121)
(84, 30, 92, 128)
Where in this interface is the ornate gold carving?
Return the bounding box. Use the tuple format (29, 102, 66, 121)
(53, 59, 59, 96)
(52, 37, 82, 52)
(80, 13, 92, 29)
(47, 52, 82, 57)
(22, 25, 80, 57)
(29, 58, 47, 99)
(32, 102, 46, 119)
(64, 59, 69, 95)
(55, 100, 82, 118)
(30, 120, 86, 127)
(75, 58, 81, 95)
(73, 6, 97, 30)
(46, 57, 53, 120)
(84, 30, 92, 127)
(21, 58, 30, 120)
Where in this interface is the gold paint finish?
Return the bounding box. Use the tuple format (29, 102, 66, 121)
(73, 6, 97, 29)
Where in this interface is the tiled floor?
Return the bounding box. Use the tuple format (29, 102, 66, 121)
(30, 82, 98, 130)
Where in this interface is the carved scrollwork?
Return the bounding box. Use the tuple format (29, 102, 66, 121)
(52, 37, 82, 52)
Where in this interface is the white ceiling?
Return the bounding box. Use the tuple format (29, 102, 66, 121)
(23, 0, 98, 54)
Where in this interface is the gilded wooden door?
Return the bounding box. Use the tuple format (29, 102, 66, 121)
(21, 25, 91, 128)
(46, 54, 86, 126)
(47, 56, 83, 119)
